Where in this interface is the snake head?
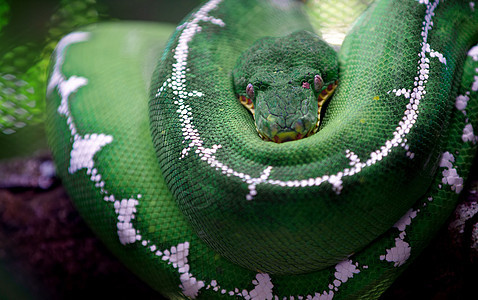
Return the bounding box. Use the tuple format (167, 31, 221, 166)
(254, 79, 320, 142)
(233, 30, 338, 143)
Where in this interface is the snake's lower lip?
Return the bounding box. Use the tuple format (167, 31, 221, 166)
(264, 131, 306, 143)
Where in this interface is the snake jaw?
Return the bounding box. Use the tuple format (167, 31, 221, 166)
(239, 95, 255, 115)
(315, 80, 338, 128)
(318, 80, 338, 107)
(267, 131, 308, 143)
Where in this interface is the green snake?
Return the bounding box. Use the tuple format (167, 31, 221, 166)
(4, 0, 478, 298)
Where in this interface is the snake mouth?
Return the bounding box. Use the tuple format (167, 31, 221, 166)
(317, 80, 338, 119)
(312, 80, 338, 131)
(259, 130, 306, 143)
(258, 125, 319, 143)
(239, 95, 255, 115)
(318, 80, 338, 104)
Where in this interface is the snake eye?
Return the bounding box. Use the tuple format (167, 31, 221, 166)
(246, 83, 255, 99)
(314, 75, 324, 92)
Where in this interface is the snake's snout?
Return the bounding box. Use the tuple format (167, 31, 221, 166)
(257, 114, 316, 143)
(254, 86, 320, 143)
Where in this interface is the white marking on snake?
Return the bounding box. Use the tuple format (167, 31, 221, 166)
(156, 0, 224, 163)
(456, 94, 470, 114)
(202, 259, 362, 299)
(380, 208, 417, 267)
(49, 32, 142, 245)
(167, 242, 205, 297)
(469, 45, 478, 61)
(331, 260, 361, 289)
(206, 273, 276, 299)
(142, 239, 204, 297)
(463, 123, 478, 144)
(115, 197, 141, 245)
(246, 166, 273, 200)
(47, 32, 90, 95)
(456, 55, 478, 143)
(249, 273, 274, 299)
(473, 72, 478, 91)
(440, 152, 464, 194)
(381, 238, 411, 267)
(68, 133, 113, 178)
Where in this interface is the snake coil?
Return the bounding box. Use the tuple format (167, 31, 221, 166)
(45, 0, 478, 298)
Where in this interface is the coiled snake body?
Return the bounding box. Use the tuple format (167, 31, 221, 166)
(44, 0, 478, 298)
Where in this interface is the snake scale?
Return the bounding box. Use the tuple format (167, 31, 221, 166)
(3, 0, 476, 298)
